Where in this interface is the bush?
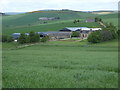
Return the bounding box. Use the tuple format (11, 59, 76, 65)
(71, 31, 80, 37)
(2, 35, 8, 42)
(29, 31, 35, 43)
(88, 31, 101, 43)
(18, 33, 27, 44)
(7, 36, 13, 42)
(105, 23, 117, 39)
(41, 36, 49, 42)
(100, 30, 113, 41)
(117, 30, 120, 37)
(29, 32, 40, 43)
(34, 33, 40, 42)
(26, 36, 30, 43)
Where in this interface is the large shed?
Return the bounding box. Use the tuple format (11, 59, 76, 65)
(37, 31, 72, 40)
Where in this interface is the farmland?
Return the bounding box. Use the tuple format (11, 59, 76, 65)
(2, 39, 118, 88)
(2, 11, 118, 36)
(2, 10, 118, 88)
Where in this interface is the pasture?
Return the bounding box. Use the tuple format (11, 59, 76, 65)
(2, 40, 118, 88)
(2, 10, 118, 88)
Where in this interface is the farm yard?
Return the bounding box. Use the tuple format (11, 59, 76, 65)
(2, 10, 119, 88)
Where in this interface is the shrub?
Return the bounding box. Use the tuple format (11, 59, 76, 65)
(26, 36, 30, 43)
(34, 33, 40, 42)
(7, 36, 13, 42)
(41, 36, 49, 42)
(18, 33, 27, 44)
(100, 30, 113, 41)
(29, 31, 35, 43)
(29, 32, 40, 43)
(105, 23, 117, 39)
(88, 31, 101, 43)
(2, 35, 8, 42)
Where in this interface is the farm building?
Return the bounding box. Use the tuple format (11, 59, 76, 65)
(12, 33, 21, 39)
(59, 27, 102, 39)
(38, 17, 60, 21)
(12, 33, 29, 39)
(85, 18, 95, 22)
(37, 32, 71, 40)
(59, 27, 88, 32)
(12, 27, 102, 40)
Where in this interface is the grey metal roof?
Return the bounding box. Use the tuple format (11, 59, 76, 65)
(12, 33, 21, 35)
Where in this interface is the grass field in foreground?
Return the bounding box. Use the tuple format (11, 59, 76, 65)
(2, 40, 118, 88)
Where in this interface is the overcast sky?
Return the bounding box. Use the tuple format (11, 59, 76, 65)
(0, 0, 119, 12)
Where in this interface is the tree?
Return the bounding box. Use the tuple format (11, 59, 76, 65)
(18, 33, 27, 44)
(41, 36, 49, 42)
(29, 31, 36, 43)
(2, 35, 8, 42)
(88, 31, 101, 43)
(95, 17, 99, 22)
(29, 32, 40, 43)
(26, 36, 30, 43)
(34, 33, 40, 42)
(73, 19, 77, 24)
(105, 22, 117, 39)
(7, 36, 13, 42)
(117, 30, 120, 40)
(100, 30, 113, 41)
(95, 17, 102, 22)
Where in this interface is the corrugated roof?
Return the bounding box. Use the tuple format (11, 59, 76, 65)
(65, 27, 88, 31)
(12, 33, 21, 35)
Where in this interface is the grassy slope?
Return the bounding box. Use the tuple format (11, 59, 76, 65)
(2, 11, 118, 36)
(3, 21, 100, 35)
(2, 11, 96, 27)
(2, 40, 118, 88)
(98, 13, 118, 27)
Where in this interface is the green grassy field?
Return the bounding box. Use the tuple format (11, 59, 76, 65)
(2, 10, 118, 88)
(2, 39, 118, 88)
(2, 11, 118, 36)
(98, 13, 118, 27)
(2, 11, 97, 28)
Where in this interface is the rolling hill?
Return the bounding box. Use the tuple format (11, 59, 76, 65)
(2, 10, 97, 28)
(2, 10, 118, 35)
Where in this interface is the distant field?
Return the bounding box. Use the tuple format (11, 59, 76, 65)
(2, 11, 96, 27)
(2, 11, 118, 36)
(2, 39, 118, 88)
(98, 13, 118, 27)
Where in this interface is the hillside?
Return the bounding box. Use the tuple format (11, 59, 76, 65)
(98, 13, 118, 27)
(2, 10, 118, 35)
(2, 11, 98, 28)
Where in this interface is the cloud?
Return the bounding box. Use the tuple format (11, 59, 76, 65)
(0, 0, 119, 12)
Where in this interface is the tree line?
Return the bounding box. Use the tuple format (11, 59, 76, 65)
(88, 23, 119, 43)
(2, 31, 49, 44)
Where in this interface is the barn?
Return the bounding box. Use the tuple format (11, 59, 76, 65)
(37, 32, 71, 40)
(12, 33, 29, 39)
(59, 27, 102, 39)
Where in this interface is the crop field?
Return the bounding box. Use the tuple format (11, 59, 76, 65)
(2, 40, 118, 88)
(2, 10, 119, 88)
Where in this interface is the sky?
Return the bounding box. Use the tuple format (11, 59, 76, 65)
(0, 0, 119, 12)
